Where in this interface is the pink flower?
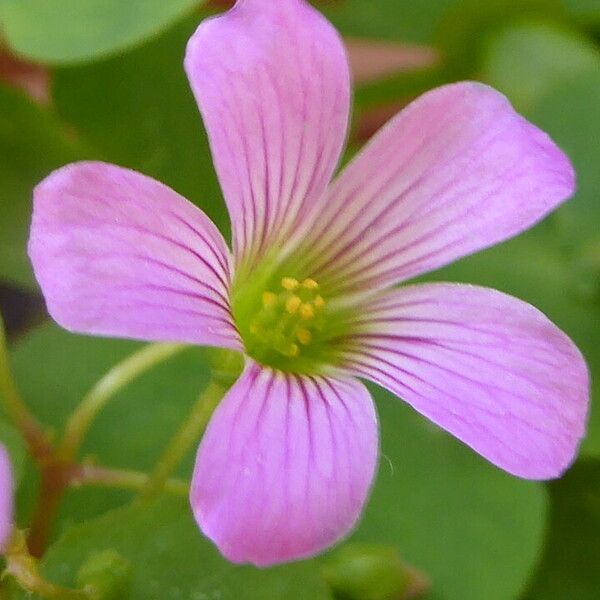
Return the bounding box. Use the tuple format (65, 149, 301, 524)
(29, 0, 588, 567)
(0, 444, 14, 550)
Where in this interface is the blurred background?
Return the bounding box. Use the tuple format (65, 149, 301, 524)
(0, 0, 598, 598)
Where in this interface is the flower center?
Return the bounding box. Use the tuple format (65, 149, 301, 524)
(249, 277, 326, 360)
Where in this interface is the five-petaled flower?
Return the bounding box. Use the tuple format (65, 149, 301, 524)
(29, 0, 589, 567)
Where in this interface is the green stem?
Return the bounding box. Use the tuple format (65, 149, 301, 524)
(72, 464, 188, 496)
(141, 379, 227, 498)
(4, 531, 92, 599)
(0, 314, 52, 461)
(60, 343, 187, 460)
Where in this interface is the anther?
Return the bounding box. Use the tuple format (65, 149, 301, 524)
(286, 295, 302, 314)
(314, 295, 325, 310)
(285, 343, 300, 358)
(299, 303, 315, 320)
(301, 278, 319, 290)
(296, 328, 312, 345)
(281, 277, 299, 291)
(262, 291, 278, 309)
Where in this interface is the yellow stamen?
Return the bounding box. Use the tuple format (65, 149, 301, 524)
(314, 295, 325, 310)
(262, 291, 278, 309)
(286, 295, 302, 314)
(281, 277, 299, 291)
(285, 343, 300, 358)
(301, 278, 319, 290)
(296, 328, 312, 345)
(299, 303, 315, 320)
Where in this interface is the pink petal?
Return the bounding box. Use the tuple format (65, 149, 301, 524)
(185, 0, 350, 266)
(0, 445, 13, 550)
(341, 284, 589, 479)
(29, 162, 240, 349)
(190, 360, 378, 566)
(299, 82, 575, 294)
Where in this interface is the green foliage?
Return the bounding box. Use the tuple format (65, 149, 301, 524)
(524, 460, 600, 599)
(481, 20, 600, 111)
(320, 0, 456, 43)
(52, 15, 229, 237)
(0, 419, 26, 484)
(0, 0, 204, 64)
(0, 85, 84, 288)
(22, 496, 333, 600)
(436, 0, 566, 76)
(529, 73, 600, 250)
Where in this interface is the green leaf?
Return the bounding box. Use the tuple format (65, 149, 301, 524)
(481, 20, 600, 112)
(31, 496, 332, 600)
(0, 85, 83, 288)
(523, 459, 600, 600)
(436, 0, 566, 77)
(319, 0, 456, 43)
(0, 419, 26, 485)
(9, 323, 214, 529)
(350, 386, 547, 600)
(52, 15, 229, 236)
(429, 229, 600, 457)
(529, 72, 600, 249)
(562, 0, 600, 23)
(0, 0, 204, 64)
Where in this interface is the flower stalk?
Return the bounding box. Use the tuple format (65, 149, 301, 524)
(4, 531, 92, 599)
(72, 464, 188, 496)
(141, 379, 227, 498)
(0, 314, 52, 463)
(60, 342, 187, 460)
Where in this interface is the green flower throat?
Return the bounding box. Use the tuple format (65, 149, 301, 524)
(232, 268, 355, 374)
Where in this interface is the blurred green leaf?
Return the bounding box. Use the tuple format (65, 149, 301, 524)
(523, 459, 600, 599)
(529, 72, 600, 250)
(52, 15, 230, 237)
(481, 20, 600, 112)
(27, 496, 332, 600)
(319, 0, 456, 43)
(0, 419, 25, 485)
(10, 325, 213, 528)
(429, 229, 600, 457)
(0, 85, 83, 288)
(436, 0, 566, 76)
(562, 0, 600, 23)
(0, 0, 204, 64)
(351, 386, 546, 600)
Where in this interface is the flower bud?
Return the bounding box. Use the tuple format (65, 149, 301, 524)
(323, 543, 429, 600)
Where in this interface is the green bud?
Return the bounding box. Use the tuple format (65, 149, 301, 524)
(323, 543, 429, 600)
(76, 550, 132, 600)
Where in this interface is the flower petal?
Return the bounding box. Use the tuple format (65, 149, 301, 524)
(0, 445, 13, 550)
(190, 360, 378, 566)
(341, 283, 589, 479)
(299, 82, 575, 294)
(29, 161, 240, 349)
(185, 0, 350, 266)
